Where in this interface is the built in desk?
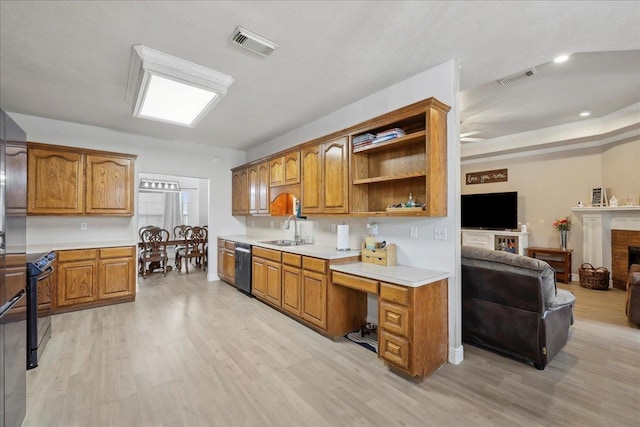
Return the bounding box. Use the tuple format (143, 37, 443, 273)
(526, 247, 573, 284)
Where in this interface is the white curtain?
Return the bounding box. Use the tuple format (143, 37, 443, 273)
(163, 192, 183, 233)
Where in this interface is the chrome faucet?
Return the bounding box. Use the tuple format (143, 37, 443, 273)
(286, 215, 301, 244)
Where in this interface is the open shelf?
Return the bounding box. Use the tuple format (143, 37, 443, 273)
(353, 172, 426, 185)
(352, 130, 426, 154)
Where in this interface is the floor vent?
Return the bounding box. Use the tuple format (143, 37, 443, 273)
(497, 67, 538, 86)
(229, 27, 278, 57)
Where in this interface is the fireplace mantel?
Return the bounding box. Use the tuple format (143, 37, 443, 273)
(571, 206, 640, 286)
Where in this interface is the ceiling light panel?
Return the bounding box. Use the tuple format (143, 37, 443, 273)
(126, 45, 234, 127)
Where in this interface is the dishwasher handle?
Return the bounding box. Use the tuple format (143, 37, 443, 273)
(235, 247, 251, 254)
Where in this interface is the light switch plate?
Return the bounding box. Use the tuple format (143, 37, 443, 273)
(80, 222, 87, 231)
(410, 226, 418, 238)
(434, 227, 447, 240)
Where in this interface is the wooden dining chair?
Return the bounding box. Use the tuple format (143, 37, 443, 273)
(173, 225, 190, 271)
(180, 226, 208, 273)
(138, 225, 156, 276)
(139, 227, 170, 278)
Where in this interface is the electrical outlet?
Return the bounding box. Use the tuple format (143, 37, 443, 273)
(410, 226, 418, 238)
(434, 227, 447, 240)
(331, 223, 337, 232)
(80, 222, 87, 231)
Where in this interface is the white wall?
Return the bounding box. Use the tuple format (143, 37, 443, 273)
(247, 60, 463, 364)
(9, 112, 246, 279)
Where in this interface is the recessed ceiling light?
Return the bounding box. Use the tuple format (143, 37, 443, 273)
(579, 110, 592, 117)
(554, 54, 570, 63)
(126, 45, 234, 127)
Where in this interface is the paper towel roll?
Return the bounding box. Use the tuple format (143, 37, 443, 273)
(336, 224, 350, 250)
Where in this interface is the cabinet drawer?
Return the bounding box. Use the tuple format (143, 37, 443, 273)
(302, 256, 326, 274)
(379, 301, 410, 337)
(362, 255, 388, 266)
(253, 246, 281, 262)
(57, 249, 98, 262)
(217, 238, 225, 248)
(362, 248, 387, 259)
(99, 246, 134, 259)
(224, 241, 236, 251)
(379, 330, 410, 370)
(380, 282, 410, 306)
(332, 271, 378, 294)
(282, 252, 302, 267)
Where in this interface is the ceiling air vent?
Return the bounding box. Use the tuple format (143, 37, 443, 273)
(497, 67, 538, 86)
(229, 26, 278, 57)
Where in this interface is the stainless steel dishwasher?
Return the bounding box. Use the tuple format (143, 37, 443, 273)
(234, 243, 252, 296)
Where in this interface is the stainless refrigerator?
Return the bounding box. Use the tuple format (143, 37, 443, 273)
(0, 109, 27, 427)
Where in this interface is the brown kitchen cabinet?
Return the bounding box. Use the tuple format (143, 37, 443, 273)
(281, 253, 302, 317)
(301, 137, 349, 214)
(257, 161, 270, 214)
(216, 239, 236, 285)
(270, 151, 300, 187)
(55, 246, 136, 313)
(27, 142, 136, 216)
(231, 168, 249, 215)
(252, 246, 281, 306)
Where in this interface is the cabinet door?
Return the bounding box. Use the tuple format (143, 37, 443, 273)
(322, 137, 349, 213)
(85, 154, 134, 215)
(248, 166, 258, 214)
(5, 143, 27, 215)
(27, 147, 84, 214)
(269, 157, 284, 187)
(283, 151, 300, 185)
(264, 260, 282, 307)
(223, 250, 235, 284)
(232, 168, 249, 215)
(257, 161, 270, 214)
(98, 256, 135, 300)
(217, 247, 226, 281)
(57, 260, 97, 307)
(301, 145, 322, 213)
(252, 256, 267, 299)
(282, 265, 302, 316)
(301, 270, 327, 329)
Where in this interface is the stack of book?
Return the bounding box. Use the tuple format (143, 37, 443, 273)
(372, 127, 405, 144)
(352, 133, 376, 150)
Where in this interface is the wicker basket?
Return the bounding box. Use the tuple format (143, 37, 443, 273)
(579, 263, 610, 290)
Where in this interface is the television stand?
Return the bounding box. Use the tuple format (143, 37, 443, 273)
(461, 229, 529, 256)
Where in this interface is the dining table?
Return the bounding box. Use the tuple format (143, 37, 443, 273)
(138, 238, 205, 275)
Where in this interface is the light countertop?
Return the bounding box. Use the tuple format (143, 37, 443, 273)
(330, 262, 450, 288)
(27, 240, 137, 253)
(218, 235, 361, 260)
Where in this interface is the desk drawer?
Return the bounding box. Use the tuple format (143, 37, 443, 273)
(380, 301, 410, 337)
(332, 271, 378, 294)
(380, 282, 410, 306)
(379, 330, 409, 370)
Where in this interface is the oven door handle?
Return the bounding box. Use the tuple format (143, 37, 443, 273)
(37, 265, 55, 281)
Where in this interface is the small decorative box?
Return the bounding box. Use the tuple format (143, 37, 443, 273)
(361, 242, 397, 266)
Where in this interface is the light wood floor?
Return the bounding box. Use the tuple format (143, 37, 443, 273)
(24, 273, 640, 426)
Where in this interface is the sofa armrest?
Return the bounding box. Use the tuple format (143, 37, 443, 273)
(548, 288, 575, 310)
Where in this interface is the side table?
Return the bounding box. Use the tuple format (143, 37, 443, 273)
(526, 247, 573, 284)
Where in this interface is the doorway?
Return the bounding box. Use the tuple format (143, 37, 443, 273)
(138, 173, 210, 273)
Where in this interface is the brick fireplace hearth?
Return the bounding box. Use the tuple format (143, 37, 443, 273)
(612, 230, 640, 289)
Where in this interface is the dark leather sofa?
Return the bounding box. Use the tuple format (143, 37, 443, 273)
(626, 264, 640, 325)
(461, 246, 576, 369)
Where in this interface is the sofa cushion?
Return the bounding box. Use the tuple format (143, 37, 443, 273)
(461, 246, 558, 307)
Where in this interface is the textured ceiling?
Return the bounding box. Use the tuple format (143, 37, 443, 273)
(1, 1, 639, 151)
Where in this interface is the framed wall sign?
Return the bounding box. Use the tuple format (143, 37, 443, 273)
(466, 168, 508, 185)
(591, 186, 608, 207)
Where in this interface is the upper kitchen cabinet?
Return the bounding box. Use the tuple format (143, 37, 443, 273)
(301, 137, 348, 214)
(85, 154, 134, 215)
(247, 161, 270, 215)
(270, 151, 300, 187)
(350, 98, 450, 217)
(231, 167, 249, 215)
(5, 142, 27, 215)
(27, 142, 136, 216)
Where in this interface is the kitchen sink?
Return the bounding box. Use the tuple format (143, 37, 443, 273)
(259, 239, 311, 247)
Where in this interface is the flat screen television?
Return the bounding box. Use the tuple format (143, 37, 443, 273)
(461, 191, 518, 230)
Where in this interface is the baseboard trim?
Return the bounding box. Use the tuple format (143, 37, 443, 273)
(449, 345, 464, 364)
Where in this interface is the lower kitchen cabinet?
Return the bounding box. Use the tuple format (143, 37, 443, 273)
(252, 246, 282, 306)
(281, 253, 302, 317)
(55, 246, 135, 313)
(301, 269, 327, 329)
(216, 238, 236, 285)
